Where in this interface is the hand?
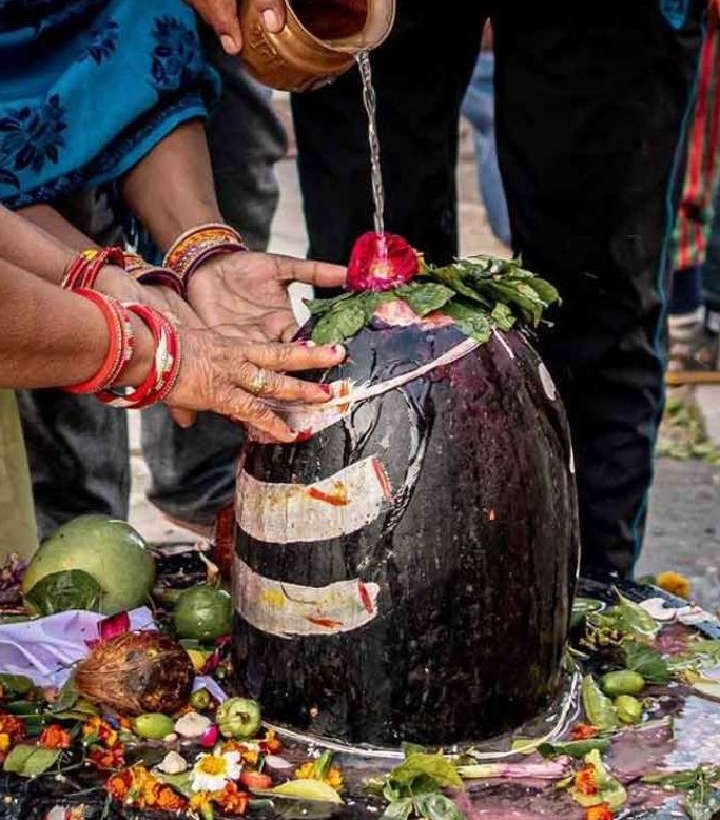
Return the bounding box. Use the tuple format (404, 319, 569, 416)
(184, 0, 286, 54)
(187, 251, 346, 342)
(167, 329, 344, 442)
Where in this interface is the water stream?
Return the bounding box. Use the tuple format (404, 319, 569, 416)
(356, 51, 386, 246)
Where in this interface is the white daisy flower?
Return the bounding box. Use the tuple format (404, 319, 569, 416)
(191, 750, 242, 792)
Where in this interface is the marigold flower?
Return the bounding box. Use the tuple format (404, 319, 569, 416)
(0, 713, 25, 742)
(294, 761, 345, 792)
(655, 571, 691, 600)
(214, 781, 250, 815)
(574, 764, 599, 796)
(259, 727, 282, 755)
(586, 804, 614, 820)
(156, 785, 187, 811)
(189, 791, 215, 820)
(89, 743, 125, 770)
(347, 231, 420, 292)
(83, 716, 118, 748)
(0, 734, 10, 754)
(570, 723, 600, 740)
(39, 724, 72, 749)
(105, 768, 133, 802)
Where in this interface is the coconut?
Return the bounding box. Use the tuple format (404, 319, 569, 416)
(75, 631, 194, 716)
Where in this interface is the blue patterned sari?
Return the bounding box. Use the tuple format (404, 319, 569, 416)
(0, 0, 218, 209)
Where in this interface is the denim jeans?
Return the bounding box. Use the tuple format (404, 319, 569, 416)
(460, 51, 511, 247)
(18, 52, 287, 539)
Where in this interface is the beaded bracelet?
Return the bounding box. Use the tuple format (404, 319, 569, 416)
(97, 304, 181, 410)
(163, 223, 247, 297)
(61, 247, 126, 291)
(123, 251, 183, 296)
(63, 290, 135, 394)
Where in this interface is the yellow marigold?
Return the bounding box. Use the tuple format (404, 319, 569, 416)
(294, 761, 344, 792)
(0, 734, 10, 753)
(656, 571, 691, 600)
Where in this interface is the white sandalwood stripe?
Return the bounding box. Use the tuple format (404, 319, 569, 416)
(236, 455, 392, 544)
(233, 555, 380, 639)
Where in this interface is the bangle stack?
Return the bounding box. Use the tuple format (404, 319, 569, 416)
(63, 289, 135, 394)
(97, 303, 181, 409)
(163, 222, 247, 296)
(123, 251, 183, 296)
(60, 247, 126, 291)
(62, 291, 181, 409)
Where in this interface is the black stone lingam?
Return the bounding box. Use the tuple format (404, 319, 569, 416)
(233, 319, 579, 746)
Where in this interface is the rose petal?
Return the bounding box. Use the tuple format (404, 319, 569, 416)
(347, 231, 419, 292)
(98, 611, 131, 642)
(199, 724, 219, 748)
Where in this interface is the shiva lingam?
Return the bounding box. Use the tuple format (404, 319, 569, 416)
(238, 0, 395, 91)
(232, 232, 579, 747)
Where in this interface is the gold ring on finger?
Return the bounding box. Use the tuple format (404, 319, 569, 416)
(248, 369, 268, 396)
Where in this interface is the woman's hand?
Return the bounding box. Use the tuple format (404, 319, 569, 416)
(186, 251, 346, 342)
(167, 329, 344, 442)
(185, 0, 286, 54)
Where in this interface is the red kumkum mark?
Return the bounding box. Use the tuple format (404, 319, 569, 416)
(372, 458, 393, 502)
(305, 616, 344, 629)
(307, 482, 349, 506)
(357, 581, 374, 614)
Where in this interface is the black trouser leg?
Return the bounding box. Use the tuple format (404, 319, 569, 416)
(291, 0, 488, 267)
(493, 3, 703, 577)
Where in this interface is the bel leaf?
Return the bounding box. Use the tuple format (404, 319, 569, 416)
(490, 303, 516, 331)
(537, 737, 610, 759)
(622, 641, 671, 684)
(413, 793, 464, 820)
(389, 753, 462, 790)
(395, 282, 454, 316)
(381, 797, 413, 820)
(0, 674, 36, 697)
(304, 293, 354, 316)
(442, 301, 493, 344)
(311, 301, 368, 345)
(3, 744, 60, 777)
(24, 569, 102, 616)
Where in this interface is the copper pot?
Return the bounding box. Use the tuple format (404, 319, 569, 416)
(238, 0, 395, 92)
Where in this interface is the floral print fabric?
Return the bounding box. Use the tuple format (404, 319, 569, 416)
(0, 0, 218, 208)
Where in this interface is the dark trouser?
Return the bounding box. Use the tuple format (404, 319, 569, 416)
(292, 0, 703, 577)
(18, 55, 286, 540)
(705, 183, 720, 311)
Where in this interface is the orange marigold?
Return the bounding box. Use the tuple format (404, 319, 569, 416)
(655, 571, 691, 600)
(571, 723, 600, 741)
(156, 785, 187, 812)
(586, 803, 614, 820)
(0, 713, 25, 742)
(39, 724, 72, 749)
(106, 768, 133, 802)
(82, 716, 118, 748)
(574, 764, 599, 796)
(215, 782, 250, 816)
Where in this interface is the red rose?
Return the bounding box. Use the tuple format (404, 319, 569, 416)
(347, 232, 419, 292)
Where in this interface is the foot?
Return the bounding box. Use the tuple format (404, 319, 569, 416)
(666, 308, 720, 385)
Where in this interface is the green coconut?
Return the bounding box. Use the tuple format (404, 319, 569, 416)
(21, 515, 155, 616)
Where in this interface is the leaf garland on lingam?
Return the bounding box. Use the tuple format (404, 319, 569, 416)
(306, 232, 560, 345)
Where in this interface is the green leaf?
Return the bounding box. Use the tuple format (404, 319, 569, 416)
(643, 766, 720, 790)
(256, 780, 344, 804)
(490, 303, 516, 331)
(389, 754, 463, 790)
(381, 798, 413, 820)
(402, 742, 427, 759)
(537, 737, 611, 759)
(305, 293, 354, 316)
(24, 569, 102, 616)
(395, 282, 454, 317)
(155, 772, 194, 798)
(51, 681, 79, 714)
(581, 675, 617, 730)
(622, 641, 671, 684)
(428, 265, 492, 306)
(0, 675, 36, 697)
(3, 744, 60, 778)
(312, 301, 368, 345)
(413, 793, 464, 820)
(442, 301, 493, 343)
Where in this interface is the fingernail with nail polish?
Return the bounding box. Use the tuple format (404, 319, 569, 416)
(294, 429, 313, 443)
(319, 383, 332, 395)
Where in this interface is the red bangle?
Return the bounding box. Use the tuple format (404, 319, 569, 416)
(163, 223, 247, 298)
(61, 247, 126, 291)
(63, 290, 135, 394)
(97, 304, 181, 409)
